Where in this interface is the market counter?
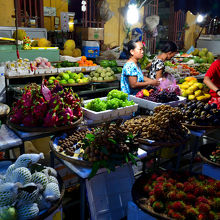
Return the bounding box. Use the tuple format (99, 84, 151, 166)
(0, 45, 59, 62)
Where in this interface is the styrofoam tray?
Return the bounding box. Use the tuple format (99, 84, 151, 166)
(83, 97, 138, 123)
(129, 95, 186, 110)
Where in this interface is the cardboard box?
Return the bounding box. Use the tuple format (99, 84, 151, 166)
(80, 27, 104, 41)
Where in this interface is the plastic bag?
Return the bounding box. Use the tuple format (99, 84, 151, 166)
(97, 0, 114, 23)
(158, 75, 180, 95)
(208, 97, 220, 109)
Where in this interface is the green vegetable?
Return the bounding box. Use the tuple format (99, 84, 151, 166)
(111, 66, 118, 73)
(109, 60, 117, 67)
(107, 89, 128, 101)
(117, 67, 122, 73)
(100, 60, 110, 68)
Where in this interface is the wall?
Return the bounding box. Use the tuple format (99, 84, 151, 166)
(44, 0, 68, 31)
(0, 0, 15, 27)
(184, 11, 205, 50)
(104, 0, 144, 49)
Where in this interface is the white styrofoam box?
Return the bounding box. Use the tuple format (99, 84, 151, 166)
(86, 164, 135, 220)
(57, 67, 73, 73)
(202, 163, 220, 180)
(129, 95, 186, 110)
(83, 97, 138, 123)
(60, 55, 82, 62)
(50, 68, 58, 74)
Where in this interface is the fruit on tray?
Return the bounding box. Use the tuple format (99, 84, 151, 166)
(9, 82, 82, 127)
(194, 64, 211, 73)
(32, 57, 53, 70)
(191, 48, 215, 64)
(57, 129, 92, 156)
(85, 90, 135, 112)
(63, 39, 82, 57)
(120, 105, 188, 142)
(99, 60, 122, 73)
(180, 64, 200, 76)
(139, 171, 220, 220)
(54, 61, 79, 68)
(136, 86, 179, 103)
(82, 122, 139, 164)
(48, 71, 90, 85)
(210, 144, 220, 163)
(77, 56, 96, 67)
(0, 153, 60, 220)
(89, 66, 116, 81)
(178, 77, 210, 100)
(178, 100, 220, 126)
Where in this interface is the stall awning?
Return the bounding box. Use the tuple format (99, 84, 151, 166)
(174, 0, 220, 17)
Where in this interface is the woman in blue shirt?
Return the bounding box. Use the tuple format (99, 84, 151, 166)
(121, 40, 159, 95)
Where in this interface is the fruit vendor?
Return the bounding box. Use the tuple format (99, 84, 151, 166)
(148, 41, 177, 80)
(121, 39, 159, 95)
(204, 56, 220, 97)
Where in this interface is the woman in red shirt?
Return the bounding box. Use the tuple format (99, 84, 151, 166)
(203, 56, 220, 108)
(204, 57, 220, 97)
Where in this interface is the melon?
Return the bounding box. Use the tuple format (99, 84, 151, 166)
(72, 48, 82, 57)
(38, 38, 51, 47)
(63, 49, 73, 56)
(64, 40, 76, 51)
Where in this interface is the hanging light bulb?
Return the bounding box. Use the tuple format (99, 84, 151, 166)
(81, 0, 87, 12)
(126, 3, 139, 25)
(197, 14, 204, 23)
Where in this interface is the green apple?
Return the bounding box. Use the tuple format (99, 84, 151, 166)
(49, 76, 56, 81)
(66, 70, 72, 74)
(70, 72, 78, 79)
(48, 79, 54, 84)
(63, 73, 70, 80)
(58, 72, 64, 77)
(78, 72, 84, 79)
(78, 79, 84, 83)
(60, 79, 67, 84)
(68, 78, 75, 84)
(56, 76, 61, 80)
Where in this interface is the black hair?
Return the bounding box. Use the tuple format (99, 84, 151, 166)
(123, 39, 140, 58)
(160, 41, 177, 53)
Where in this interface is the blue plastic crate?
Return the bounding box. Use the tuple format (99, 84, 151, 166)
(86, 164, 135, 220)
(82, 46, 100, 58)
(202, 163, 220, 180)
(127, 201, 155, 220)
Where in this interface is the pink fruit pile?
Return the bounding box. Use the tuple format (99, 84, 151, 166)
(10, 82, 82, 127)
(141, 171, 220, 220)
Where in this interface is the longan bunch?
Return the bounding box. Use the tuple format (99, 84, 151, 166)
(58, 129, 91, 156)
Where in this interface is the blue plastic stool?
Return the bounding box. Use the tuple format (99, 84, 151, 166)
(127, 201, 155, 220)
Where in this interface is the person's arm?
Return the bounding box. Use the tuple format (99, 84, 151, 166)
(156, 69, 163, 80)
(203, 76, 220, 96)
(129, 76, 159, 89)
(146, 62, 152, 70)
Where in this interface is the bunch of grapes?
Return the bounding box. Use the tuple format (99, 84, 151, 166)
(143, 90, 179, 103)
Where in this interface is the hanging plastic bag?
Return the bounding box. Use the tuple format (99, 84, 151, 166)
(97, 0, 114, 23)
(158, 75, 180, 95)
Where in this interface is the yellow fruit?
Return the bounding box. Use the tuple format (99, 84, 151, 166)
(190, 85, 198, 92)
(12, 29, 26, 40)
(72, 48, 82, 57)
(188, 95, 195, 100)
(204, 93, 211, 99)
(188, 80, 197, 86)
(181, 84, 189, 89)
(64, 40, 76, 50)
(194, 90, 202, 97)
(142, 89, 150, 97)
(196, 95, 206, 101)
(197, 83, 203, 89)
(63, 49, 73, 56)
(185, 77, 197, 82)
(38, 38, 51, 47)
(181, 90, 188, 97)
(186, 89, 194, 95)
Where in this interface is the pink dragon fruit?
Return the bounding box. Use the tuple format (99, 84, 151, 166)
(10, 108, 24, 124)
(43, 112, 58, 127)
(22, 90, 33, 108)
(57, 107, 74, 126)
(32, 102, 47, 119)
(41, 82, 52, 102)
(136, 90, 144, 98)
(22, 113, 38, 127)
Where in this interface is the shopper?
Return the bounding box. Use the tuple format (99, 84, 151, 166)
(203, 56, 220, 97)
(121, 40, 159, 95)
(148, 41, 177, 80)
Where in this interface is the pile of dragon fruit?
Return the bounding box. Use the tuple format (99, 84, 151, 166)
(9, 82, 83, 127)
(0, 153, 61, 220)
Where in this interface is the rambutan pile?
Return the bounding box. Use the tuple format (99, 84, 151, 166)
(141, 171, 220, 219)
